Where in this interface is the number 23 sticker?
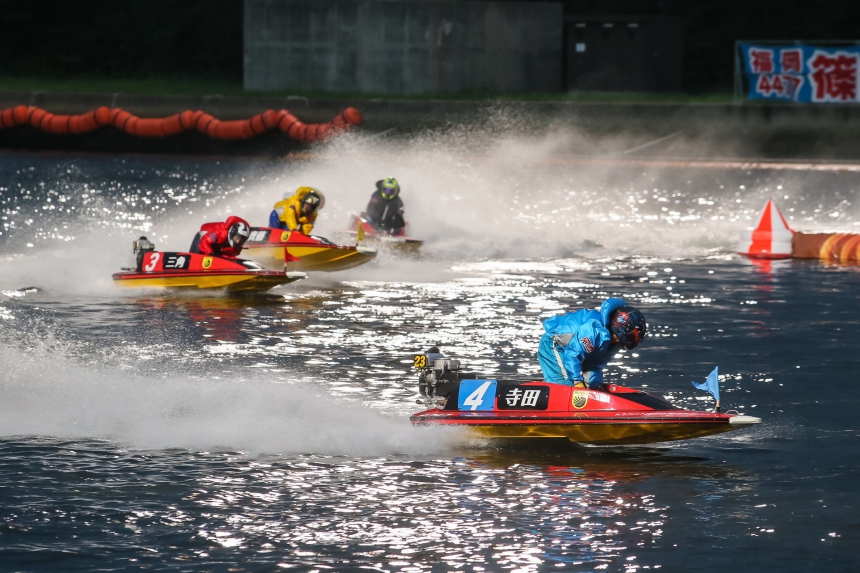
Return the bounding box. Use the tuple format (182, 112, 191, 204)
(458, 380, 497, 411)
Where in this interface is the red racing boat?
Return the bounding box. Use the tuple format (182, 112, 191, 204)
(410, 353, 760, 445)
(342, 214, 423, 250)
(113, 246, 305, 292)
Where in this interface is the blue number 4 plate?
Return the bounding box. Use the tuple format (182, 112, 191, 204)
(457, 379, 498, 411)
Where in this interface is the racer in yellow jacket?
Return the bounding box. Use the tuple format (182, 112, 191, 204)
(269, 187, 325, 234)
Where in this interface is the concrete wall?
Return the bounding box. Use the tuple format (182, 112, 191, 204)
(243, 0, 563, 94)
(565, 16, 683, 92)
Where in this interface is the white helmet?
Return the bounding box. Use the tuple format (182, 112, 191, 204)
(229, 221, 250, 248)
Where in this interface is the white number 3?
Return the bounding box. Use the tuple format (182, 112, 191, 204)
(144, 252, 160, 272)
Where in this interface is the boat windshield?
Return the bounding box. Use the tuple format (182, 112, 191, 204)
(613, 391, 677, 411)
(309, 235, 336, 245)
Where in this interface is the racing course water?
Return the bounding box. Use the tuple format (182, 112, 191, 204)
(1, 129, 860, 572)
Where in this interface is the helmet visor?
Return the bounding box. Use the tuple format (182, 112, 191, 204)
(380, 178, 399, 199)
(231, 234, 247, 248)
(301, 194, 321, 214)
(611, 307, 647, 350)
(621, 327, 643, 350)
(230, 223, 250, 248)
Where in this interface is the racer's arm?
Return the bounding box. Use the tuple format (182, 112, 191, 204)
(283, 205, 300, 231)
(561, 341, 586, 383)
(388, 208, 405, 230)
(561, 322, 607, 383)
(379, 197, 404, 229)
(197, 232, 220, 256)
(299, 211, 318, 235)
(587, 355, 609, 385)
(366, 195, 384, 222)
(586, 345, 622, 385)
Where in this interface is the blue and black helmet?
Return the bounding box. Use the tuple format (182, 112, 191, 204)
(610, 306, 647, 350)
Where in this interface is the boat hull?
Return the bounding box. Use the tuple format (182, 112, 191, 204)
(243, 227, 377, 272)
(412, 412, 745, 445)
(112, 251, 304, 292)
(410, 377, 760, 445)
(342, 214, 424, 251)
(113, 271, 299, 292)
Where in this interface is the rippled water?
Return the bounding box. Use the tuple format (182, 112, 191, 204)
(1, 137, 859, 571)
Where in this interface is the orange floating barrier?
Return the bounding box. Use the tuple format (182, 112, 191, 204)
(793, 232, 860, 263)
(739, 200, 860, 264)
(0, 104, 361, 142)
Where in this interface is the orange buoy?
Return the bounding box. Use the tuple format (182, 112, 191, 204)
(738, 199, 795, 259)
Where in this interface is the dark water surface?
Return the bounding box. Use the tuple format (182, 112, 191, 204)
(1, 149, 859, 571)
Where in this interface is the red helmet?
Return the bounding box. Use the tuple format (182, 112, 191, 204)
(610, 307, 647, 350)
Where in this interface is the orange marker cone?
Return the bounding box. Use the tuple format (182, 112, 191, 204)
(738, 199, 794, 259)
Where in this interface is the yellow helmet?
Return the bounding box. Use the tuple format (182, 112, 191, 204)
(378, 177, 400, 200)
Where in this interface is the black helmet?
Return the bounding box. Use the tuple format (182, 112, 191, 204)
(301, 190, 322, 215)
(229, 221, 250, 248)
(610, 306, 647, 350)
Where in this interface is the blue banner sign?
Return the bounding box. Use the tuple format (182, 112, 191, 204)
(741, 43, 860, 103)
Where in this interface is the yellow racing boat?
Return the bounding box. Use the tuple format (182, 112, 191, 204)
(242, 227, 376, 272)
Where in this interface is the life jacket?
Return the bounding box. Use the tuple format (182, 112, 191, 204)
(196, 215, 251, 258)
(272, 187, 324, 232)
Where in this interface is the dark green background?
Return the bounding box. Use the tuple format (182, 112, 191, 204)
(2, 0, 860, 93)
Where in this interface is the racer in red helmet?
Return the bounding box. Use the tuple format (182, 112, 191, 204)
(537, 298, 647, 388)
(189, 216, 251, 259)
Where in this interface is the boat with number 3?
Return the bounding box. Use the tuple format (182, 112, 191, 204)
(113, 247, 305, 292)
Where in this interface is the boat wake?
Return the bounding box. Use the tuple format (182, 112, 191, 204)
(0, 340, 462, 456)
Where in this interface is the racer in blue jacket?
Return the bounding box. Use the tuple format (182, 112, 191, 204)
(537, 298, 647, 388)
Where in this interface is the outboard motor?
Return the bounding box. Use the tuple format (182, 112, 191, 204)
(415, 347, 475, 406)
(133, 236, 155, 271)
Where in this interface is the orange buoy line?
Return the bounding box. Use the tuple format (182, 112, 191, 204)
(738, 199, 860, 263)
(793, 232, 860, 264)
(0, 105, 361, 142)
